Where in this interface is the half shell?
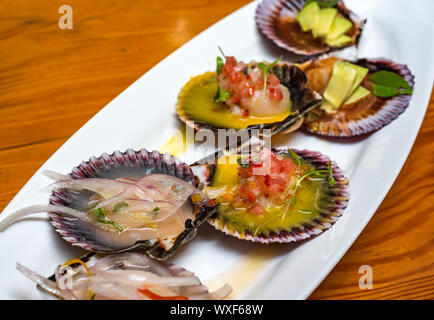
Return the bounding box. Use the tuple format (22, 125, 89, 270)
(176, 62, 323, 136)
(300, 57, 415, 137)
(192, 147, 349, 244)
(28, 252, 232, 300)
(49, 149, 218, 260)
(255, 0, 362, 60)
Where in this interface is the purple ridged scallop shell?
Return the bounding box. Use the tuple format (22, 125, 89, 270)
(255, 0, 362, 60)
(302, 58, 415, 137)
(204, 147, 349, 244)
(176, 61, 323, 136)
(49, 149, 218, 260)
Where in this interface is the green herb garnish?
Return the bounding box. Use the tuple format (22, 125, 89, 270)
(216, 56, 224, 75)
(218, 88, 231, 102)
(369, 70, 413, 98)
(149, 206, 160, 218)
(289, 161, 336, 205)
(257, 55, 283, 98)
(288, 148, 301, 174)
(91, 208, 124, 232)
(84, 202, 99, 211)
(305, 0, 338, 8)
(113, 202, 129, 213)
(90, 294, 96, 300)
(237, 157, 251, 169)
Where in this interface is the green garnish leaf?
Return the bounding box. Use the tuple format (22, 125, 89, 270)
(289, 161, 336, 210)
(216, 56, 224, 75)
(90, 294, 96, 300)
(91, 208, 107, 220)
(305, 0, 338, 8)
(288, 149, 301, 173)
(237, 157, 251, 169)
(84, 202, 99, 211)
(149, 206, 160, 218)
(91, 208, 124, 232)
(327, 162, 336, 186)
(108, 221, 124, 232)
(369, 70, 413, 98)
(219, 89, 231, 102)
(113, 202, 129, 213)
(258, 55, 283, 97)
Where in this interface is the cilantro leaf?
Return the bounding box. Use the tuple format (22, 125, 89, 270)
(91, 208, 124, 232)
(216, 56, 224, 75)
(215, 86, 231, 102)
(113, 202, 129, 213)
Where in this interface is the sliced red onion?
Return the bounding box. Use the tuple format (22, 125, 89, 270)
(44, 179, 130, 199)
(17, 253, 233, 300)
(42, 170, 71, 181)
(0, 204, 94, 232)
(92, 269, 201, 287)
(190, 283, 233, 300)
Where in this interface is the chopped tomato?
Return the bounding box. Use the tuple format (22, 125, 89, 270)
(218, 56, 283, 110)
(228, 148, 296, 215)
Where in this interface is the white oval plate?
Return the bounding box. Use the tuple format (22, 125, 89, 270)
(1, 0, 433, 299)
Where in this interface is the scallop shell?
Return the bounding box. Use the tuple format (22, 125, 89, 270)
(49, 149, 218, 260)
(192, 147, 349, 244)
(176, 62, 323, 135)
(38, 252, 219, 300)
(301, 58, 415, 137)
(255, 0, 362, 60)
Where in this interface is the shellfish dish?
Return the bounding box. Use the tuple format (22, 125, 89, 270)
(256, 0, 362, 59)
(300, 56, 414, 136)
(0, 0, 427, 301)
(192, 146, 348, 243)
(177, 52, 323, 135)
(0, 150, 218, 260)
(17, 252, 232, 300)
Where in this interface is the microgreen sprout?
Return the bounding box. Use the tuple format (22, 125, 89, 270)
(257, 55, 283, 98)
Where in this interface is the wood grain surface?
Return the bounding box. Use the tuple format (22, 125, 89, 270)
(0, 0, 432, 300)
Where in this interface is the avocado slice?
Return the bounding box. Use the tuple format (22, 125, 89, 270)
(320, 100, 338, 113)
(325, 34, 352, 47)
(296, 1, 320, 32)
(340, 62, 369, 100)
(312, 8, 338, 38)
(343, 86, 371, 105)
(326, 17, 353, 40)
(323, 61, 357, 109)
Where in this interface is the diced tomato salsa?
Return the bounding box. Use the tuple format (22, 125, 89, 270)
(224, 149, 296, 215)
(218, 56, 285, 114)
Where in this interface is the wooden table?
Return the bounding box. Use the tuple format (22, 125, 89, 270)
(1, 0, 432, 300)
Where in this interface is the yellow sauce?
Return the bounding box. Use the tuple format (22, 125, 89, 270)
(177, 72, 292, 129)
(159, 124, 191, 157)
(204, 154, 327, 236)
(204, 246, 284, 299)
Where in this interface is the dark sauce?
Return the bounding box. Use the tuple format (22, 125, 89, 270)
(276, 17, 329, 54)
